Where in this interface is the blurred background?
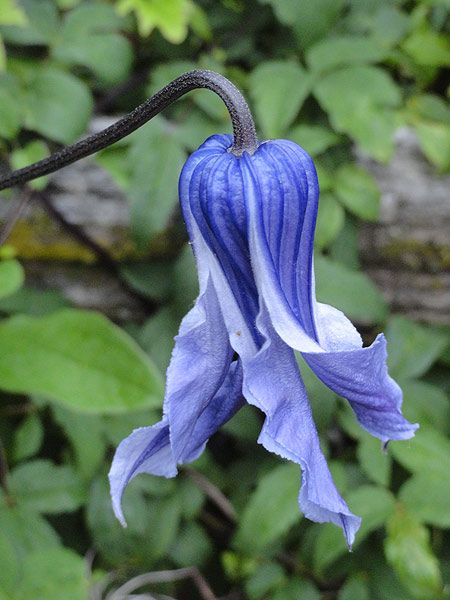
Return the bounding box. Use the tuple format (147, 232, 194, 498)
(0, 0, 449, 598)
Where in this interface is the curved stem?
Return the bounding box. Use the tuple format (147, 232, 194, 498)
(0, 70, 258, 193)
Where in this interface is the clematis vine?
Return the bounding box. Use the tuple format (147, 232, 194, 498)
(0, 70, 418, 548)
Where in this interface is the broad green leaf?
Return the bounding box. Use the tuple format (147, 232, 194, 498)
(169, 521, 212, 567)
(415, 121, 450, 172)
(0, 309, 164, 413)
(86, 476, 180, 567)
(234, 463, 301, 554)
(385, 507, 442, 599)
(385, 316, 448, 380)
(401, 380, 449, 434)
(249, 61, 312, 138)
(0, 286, 69, 315)
(10, 140, 49, 190)
(315, 256, 387, 323)
(52, 3, 132, 85)
(338, 574, 370, 600)
(116, 0, 192, 42)
(0, 76, 23, 139)
(399, 471, 450, 528)
(0, 503, 60, 553)
(0, 0, 27, 26)
(259, 0, 345, 48)
(273, 579, 321, 600)
(16, 548, 89, 600)
(314, 193, 345, 250)
(307, 36, 387, 72)
(334, 164, 380, 221)
(120, 261, 173, 302)
(403, 29, 450, 67)
(12, 413, 43, 462)
(389, 427, 450, 477)
(9, 459, 86, 514)
(0, 527, 17, 595)
(52, 406, 106, 480)
(24, 66, 93, 144)
(357, 433, 391, 487)
(289, 124, 339, 156)
(0, 0, 58, 45)
(314, 486, 396, 572)
(139, 307, 179, 374)
(313, 66, 401, 161)
(245, 563, 286, 600)
(128, 116, 186, 246)
(0, 259, 24, 299)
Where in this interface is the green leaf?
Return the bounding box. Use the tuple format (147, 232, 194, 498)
(0, 0, 58, 45)
(138, 307, 179, 374)
(169, 522, 212, 567)
(128, 116, 186, 247)
(86, 476, 180, 567)
(0, 503, 59, 594)
(52, 406, 106, 480)
(403, 29, 450, 67)
(9, 460, 86, 514)
(273, 579, 321, 600)
(116, 0, 192, 42)
(52, 3, 133, 85)
(120, 261, 173, 302)
(12, 413, 43, 462)
(385, 316, 448, 380)
(0, 286, 69, 316)
(315, 256, 387, 323)
(24, 66, 93, 144)
(0, 259, 24, 300)
(0, 0, 27, 26)
(334, 164, 380, 221)
(249, 61, 312, 138)
(314, 486, 396, 572)
(0, 309, 164, 413)
(314, 193, 345, 250)
(338, 574, 370, 600)
(307, 36, 387, 72)
(399, 471, 450, 528)
(0, 76, 24, 139)
(234, 463, 300, 554)
(389, 427, 450, 478)
(385, 507, 442, 599)
(10, 140, 49, 190)
(16, 548, 89, 600)
(245, 563, 286, 600)
(357, 432, 391, 487)
(415, 121, 450, 172)
(259, 0, 345, 48)
(401, 380, 449, 434)
(289, 124, 339, 156)
(313, 66, 401, 161)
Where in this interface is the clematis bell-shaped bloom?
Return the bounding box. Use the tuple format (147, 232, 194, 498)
(109, 134, 418, 547)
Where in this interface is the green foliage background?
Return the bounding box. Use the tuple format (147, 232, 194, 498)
(0, 0, 449, 598)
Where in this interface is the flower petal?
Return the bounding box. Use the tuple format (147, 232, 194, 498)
(242, 305, 361, 547)
(180, 359, 244, 463)
(109, 420, 174, 526)
(165, 274, 234, 462)
(303, 333, 418, 442)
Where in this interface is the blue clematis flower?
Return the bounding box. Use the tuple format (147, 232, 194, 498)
(109, 134, 418, 547)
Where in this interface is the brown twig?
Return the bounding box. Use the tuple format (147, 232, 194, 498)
(184, 466, 237, 522)
(106, 567, 217, 600)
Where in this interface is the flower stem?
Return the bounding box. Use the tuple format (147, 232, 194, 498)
(0, 70, 258, 194)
